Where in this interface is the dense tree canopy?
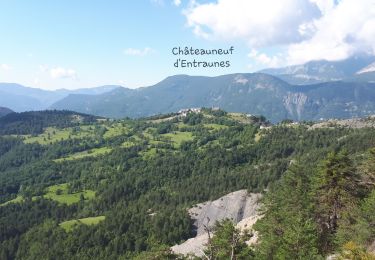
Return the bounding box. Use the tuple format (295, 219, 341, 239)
(0, 109, 374, 259)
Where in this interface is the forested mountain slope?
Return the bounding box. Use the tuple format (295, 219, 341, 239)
(0, 109, 374, 259)
(0, 110, 99, 135)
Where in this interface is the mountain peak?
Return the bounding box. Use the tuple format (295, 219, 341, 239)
(260, 55, 375, 85)
(0, 107, 14, 117)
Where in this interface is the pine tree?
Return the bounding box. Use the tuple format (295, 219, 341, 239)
(254, 163, 320, 259)
(203, 219, 254, 260)
(313, 150, 359, 254)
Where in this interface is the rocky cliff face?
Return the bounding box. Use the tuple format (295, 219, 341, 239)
(171, 190, 262, 257)
(283, 92, 308, 120)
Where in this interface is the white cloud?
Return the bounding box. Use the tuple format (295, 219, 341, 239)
(248, 49, 283, 68)
(309, 0, 336, 15)
(184, 0, 320, 46)
(287, 0, 375, 64)
(184, 0, 375, 66)
(1, 64, 12, 70)
(123, 47, 154, 56)
(49, 67, 77, 80)
(39, 65, 48, 72)
(151, 0, 182, 6)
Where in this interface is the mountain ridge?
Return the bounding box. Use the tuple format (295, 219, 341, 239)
(0, 83, 124, 112)
(51, 73, 291, 121)
(0, 107, 13, 118)
(260, 55, 375, 84)
(51, 73, 375, 122)
(3, 55, 375, 122)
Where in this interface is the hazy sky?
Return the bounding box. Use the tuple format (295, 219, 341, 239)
(0, 0, 374, 90)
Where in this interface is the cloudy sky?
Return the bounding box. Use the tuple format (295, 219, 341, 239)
(0, 0, 374, 90)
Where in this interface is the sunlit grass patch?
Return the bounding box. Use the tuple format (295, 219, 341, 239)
(59, 216, 105, 232)
(44, 183, 95, 205)
(103, 123, 129, 139)
(162, 131, 193, 148)
(0, 195, 24, 206)
(54, 147, 112, 162)
(23, 126, 96, 145)
(204, 123, 229, 131)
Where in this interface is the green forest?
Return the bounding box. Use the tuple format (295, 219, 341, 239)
(0, 109, 374, 259)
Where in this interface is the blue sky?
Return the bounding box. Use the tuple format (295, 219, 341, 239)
(0, 0, 373, 90)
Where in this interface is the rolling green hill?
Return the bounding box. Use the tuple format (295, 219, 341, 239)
(0, 110, 99, 135)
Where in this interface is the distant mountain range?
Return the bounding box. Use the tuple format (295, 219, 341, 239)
(0, 83, 121, 112)
(0, 107, 13, 118)
(51, 73, 375, 122)
(260, 55, 375, 85)
(2, 55, 375, 122)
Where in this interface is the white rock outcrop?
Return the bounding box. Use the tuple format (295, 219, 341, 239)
(172, 190, 262, 257)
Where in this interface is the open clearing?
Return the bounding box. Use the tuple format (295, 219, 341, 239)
(103, 123, 129, 139)
(1, 183, 95, 206)
(23, 126, 96, 145)
(203, 124, 228, 131)
(0, 195, 24, 206)
(44, 183, 95, 205)
(162, 131, 193, 148)
(59, 216, 106, 232)
(54, 147, 112, 162)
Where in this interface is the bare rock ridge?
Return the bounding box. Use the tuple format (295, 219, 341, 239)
(172, 190, 262, 257)
(190, 190, 262, 236)
(309, 115, 375, 129)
